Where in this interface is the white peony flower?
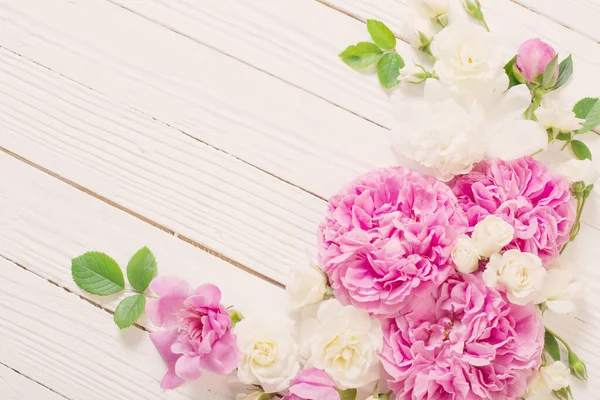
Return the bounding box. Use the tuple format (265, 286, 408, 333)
(286, 265, 328, 310)
(471, 215, 515, 258)
(300, 299, 382, 390)
(537, 258, 583, 314)
(536, 100, 584, 133)
(413, 0, 450, 19)
(483, 250, 546, 305)
(451, 235, 480, 273)
(541, 361, 571, 391)
(235, 319, 300, 393)
(553, 159, 599, 186)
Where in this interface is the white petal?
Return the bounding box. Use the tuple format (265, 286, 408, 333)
(546, 300, 576, 314)
(487, 119, 548, 159)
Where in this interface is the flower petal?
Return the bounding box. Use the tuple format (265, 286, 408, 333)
(149, 330, 185, 390)
(175, 355, 203, 381)
(487, 120, 548, 159)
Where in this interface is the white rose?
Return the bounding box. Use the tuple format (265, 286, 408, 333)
(537, 258, 583, 314)
(286, 265, 328, 310)
(403, 13, 440, 50)
(451, 235, 480, 273)
(553, 159, 599, 186)
(235, 319, 300, 393)
(483, 250, 546, 305)
(300, 299, 382, 390)
(413, 0, 450, 19)
(399, 65, 430, 84)
(536, 100, 584, 133)
(236, 391, 271, 400)
(471, 215, 515, 258)
(541, 361, 571, 391)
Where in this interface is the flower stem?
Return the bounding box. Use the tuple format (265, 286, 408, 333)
(526, 89, 543, 120)
(561, 132, 574, 150)
(546, 327, 573, 353)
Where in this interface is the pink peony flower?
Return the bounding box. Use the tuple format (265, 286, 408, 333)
(318, 167, 468, 317)
(516, 38, 558, 84)
(146, 276, 241, 389)
(450, 157, 575, 266)
(381, 273, 544, 400)
(283, 369, 340, 400)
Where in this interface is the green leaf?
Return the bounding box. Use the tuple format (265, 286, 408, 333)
(573, 97, 600, 134)
(339, 42, 383, 69)
(503, 55, 522, 90)
(571, 140, 592, 160)
(337, 388, 357, 400)
(541, 54, 559, 89)
(367, 19, 396, 50)
(554, 55, 573, 90)
(556, 132, 572, 141)
(72, 252, 125, 296)
(126, 246, 158, 292)
(114, 295, 146, 329)
(545, 330, 561, 361)
(377, 52, 404, 89)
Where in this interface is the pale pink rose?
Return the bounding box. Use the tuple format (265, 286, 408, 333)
(146, 277, 241, 389)
(282, 369, 340, 400)
(381, 273, 544, 400)
(451, 157, 575, 266)
(318, 167, 468, 317)
(516, 38, 558, 83)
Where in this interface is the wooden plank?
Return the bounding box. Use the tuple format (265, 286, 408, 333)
(0, 364, 66, 400)
(515, 0, 600, 43)
(0, 48, 326, 284)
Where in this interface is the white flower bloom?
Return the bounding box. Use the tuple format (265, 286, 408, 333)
(403, 13, 440, 50)
(471, 215, 515, 258)
(235, 319, 300, 393)
(541, 361, 571, 391)
(451, 235, 480, 273)
(399, 65, 430, 84)
(537, 258, 583, 314)
(236, 391, 270, 400)
(300, 299, 382, 390)
(286, 265, 328, 310)
(413, 0, 450, 19)
(483, 250, 546, 305)
(536, 100, 584, 133)
(553, 159, 599, 186)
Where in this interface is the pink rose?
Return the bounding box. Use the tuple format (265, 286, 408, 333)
(515, 38, 557, 84)
(283, 369, 340, 400)
(146, 276, 241, 389)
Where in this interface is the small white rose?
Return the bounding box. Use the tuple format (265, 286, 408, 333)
(235, 319, 300, 393)
(536, 100, 584, 133)
(300, 299, 382, 390)
(403, 14, 440, 50)
(286, 265, 328, 310)
(399, 65, 431, 84)
(553, 159, 599, 186)
(541, 361, 571, 391)
(537, 258, 583, 314)
(471, 215, 515, 258)
(413, 0, 450, 19)
(483, 250, 546, 305)
(451, 235, 480, 273)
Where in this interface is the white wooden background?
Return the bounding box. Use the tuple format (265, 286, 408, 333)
(0, 0, 599, 399)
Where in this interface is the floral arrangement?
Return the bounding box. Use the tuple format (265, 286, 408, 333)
(68, 1, 598, 399)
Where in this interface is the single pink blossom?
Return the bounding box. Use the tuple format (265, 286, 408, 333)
(146, 276, 241, 389)
(381, 273, 544, 400)
(450, 157, 575, 266)
(282, 369, 340, 400)
(318, 167, 468, 317)
(516, 38, 558, 84)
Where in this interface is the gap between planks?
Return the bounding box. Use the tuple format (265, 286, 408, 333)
(0, 361, 69, 400)
(0, 145, 285, 289)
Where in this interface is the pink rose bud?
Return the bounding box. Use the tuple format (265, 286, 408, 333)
(516, 38, 558, 84)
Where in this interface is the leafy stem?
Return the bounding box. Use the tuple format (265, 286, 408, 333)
(545, 327, 572, 354)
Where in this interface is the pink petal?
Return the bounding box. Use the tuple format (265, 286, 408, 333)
(175, 355, 203, 381)
(146, 277, 192, 328)
(198, 331, 241, 375)
(192, 283, 222, 307)
(149, 330, 184, 390)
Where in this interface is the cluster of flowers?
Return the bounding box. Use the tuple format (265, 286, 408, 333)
(80, 1, 596, 400)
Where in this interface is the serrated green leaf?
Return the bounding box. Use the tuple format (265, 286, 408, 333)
(571, 140, 592, 160)
(503, 55, 522, 90)
(339, 42, 383, 69)
(126, 246, 157, 292)
(72, 252, 125, 296)
(337, 388, 357, 400)
(554, 55, 573, 90)
(367, 19, 396, 50)
(114, 295, 146, 329)
(545, 330, 561, 361)
(377, 52, 404, 89)
(573, 97, 600, 134)
(541, 54, 559, 89)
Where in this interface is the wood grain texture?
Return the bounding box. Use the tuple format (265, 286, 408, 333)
(0, 48, 325, 284)
(0, 364, 66, 400)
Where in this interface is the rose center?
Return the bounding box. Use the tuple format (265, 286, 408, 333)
(251, 341, 276, 367)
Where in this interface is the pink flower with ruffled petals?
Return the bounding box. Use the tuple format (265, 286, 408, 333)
(146, 276, 241, 390)
(450, 157, 575, 266)
(282, 369, 340, 400)
(318, 167, 468, 317)
(381, 273, 544, 400)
